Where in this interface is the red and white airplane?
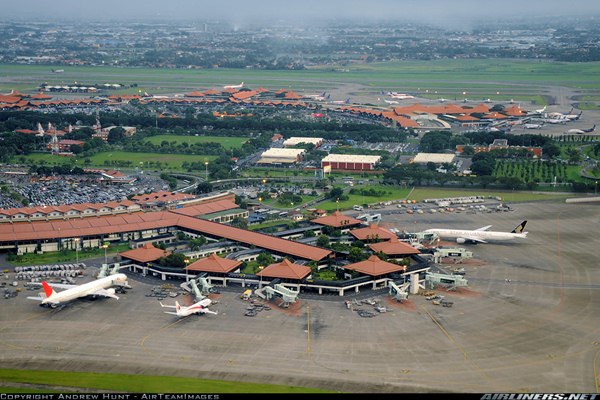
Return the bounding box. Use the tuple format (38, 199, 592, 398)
(27, 273, 130, 308)
(160, 298, 217, 317)
(223, 82, 244, 89)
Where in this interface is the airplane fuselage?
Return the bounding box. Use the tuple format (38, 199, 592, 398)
(424, 229, 527, 243)
(41, 273, 128, 305)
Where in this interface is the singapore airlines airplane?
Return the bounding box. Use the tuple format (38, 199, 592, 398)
(424, 221, 528, 244)
(27, 273, 130, 308)
(223, 82, 244, 89)
(160, 298, 218, 317)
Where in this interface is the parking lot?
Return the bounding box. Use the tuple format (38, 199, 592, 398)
(0, 200, 598, 393)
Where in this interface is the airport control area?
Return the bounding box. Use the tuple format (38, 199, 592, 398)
(0, 197, 599, 393)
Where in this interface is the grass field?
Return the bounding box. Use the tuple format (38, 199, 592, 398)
(2, 59, 600, 98)
(0, 369, 331, 393)
(15, 151, 217, 171)
(145, 135, 248, 149)
(320, 184, 412, 212)
(8, 243, 130, 266)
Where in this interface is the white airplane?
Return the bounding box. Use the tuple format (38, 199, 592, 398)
(388, 92, 415, 100)
(564, 110, 583, 121)
(524, 122, 544, 129)
(535, 105, 547, 114)
(223, 82, 244, 89)
(330, 98, 350, 105)
(424, 220, 528, 244)
(306, 91, 328, 100)
(27, 273, 130, 308)
(565, 125, 596, 134)
(160, 298, 217, 317)
(384, 99, 400, 105)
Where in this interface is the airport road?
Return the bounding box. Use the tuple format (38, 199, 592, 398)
(0, 200, 599, 393)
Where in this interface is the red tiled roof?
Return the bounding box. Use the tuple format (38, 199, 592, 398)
(368, 237, 420, 256)
(311, 211, 363, 228)
(350, 224, 398, 241)
(204, 89, 220, 95)
(185, 91, 205, 97)
(343, 255, 406, 276)
(169, 199, 239, 217)
(119, 243, 170, 263)
(231, 90, 258, 100)
(456, 114, 480, 122)
(0, 95, 22, 104)
(257, 258, 311, 280)
(185, 253, 241, 273)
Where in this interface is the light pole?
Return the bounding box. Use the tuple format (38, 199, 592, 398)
(102, 243, 108, 265)
(258, 265, 264, 288)
(596, 181, 598, 195)
(184, 258, 190, 282)
(204, 161, 209, 182)
(74, 238, 80, 265)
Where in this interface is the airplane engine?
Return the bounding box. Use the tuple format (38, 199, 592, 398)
(456, 238, 466, 244)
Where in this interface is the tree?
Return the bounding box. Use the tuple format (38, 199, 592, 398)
(348, 247, 366, 262)
(256, 252, 274, 267)
(107, 127, 126, 144)
(316, 234, 330, 248)
(230, 216, 248, 230)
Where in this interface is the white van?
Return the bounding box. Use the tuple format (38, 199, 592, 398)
(353, 205, 364, 211)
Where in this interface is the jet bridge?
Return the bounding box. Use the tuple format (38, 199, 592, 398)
(96, 263, 121, 279)
(180, 274, 215, 300)
(425, 272, 468, 290)
(255, 280, 299, 306)
(388, 281, 410, 302)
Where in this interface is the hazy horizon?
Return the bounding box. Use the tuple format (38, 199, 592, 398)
(3, 0, 600, 27)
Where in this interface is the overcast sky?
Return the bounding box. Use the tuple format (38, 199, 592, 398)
(2, 0, 600, 25)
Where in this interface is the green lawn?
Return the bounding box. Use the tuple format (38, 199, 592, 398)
(320, 185, 412, 212)
(0, 369, 331, 393)
(3, 59, 600, 98)
(15, 151, 217, 171)
(145, 135, 248, 149)
(8, 243, 131, 266)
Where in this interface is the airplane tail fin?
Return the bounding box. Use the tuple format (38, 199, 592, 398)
(175, 301, 181, 311)
(41, 281, 56, 299)
(511, 220, 527, 234)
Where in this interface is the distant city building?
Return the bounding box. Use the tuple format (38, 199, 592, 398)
(257, 148, 305, 165)
(283, 137, 324, 148)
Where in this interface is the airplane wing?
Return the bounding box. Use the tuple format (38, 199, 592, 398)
(159, 302, 176, 309)
(200, 309, 218, 315)
(92, 288, 119, 300)
(26, 296, 46, 301)
(163, 311, 179, 315)
(475, 225, 492, 231)
(45, 282, 78, 289)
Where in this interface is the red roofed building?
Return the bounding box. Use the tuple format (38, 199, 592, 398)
(311, 211, 363, 230)
(368, 237, 420, 258)
(185, 253, 241, 275)
(231, 90, 258, 100)
(350, 224, 398, 242)
(257, 258, 312, 282)
(343, 255, 407, 277)
(119, 243, 170, 265)
(185, 91, 205, 98)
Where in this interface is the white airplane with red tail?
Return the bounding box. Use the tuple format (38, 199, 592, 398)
(160, 298, 217, 317)
(27, 273, 130, 308)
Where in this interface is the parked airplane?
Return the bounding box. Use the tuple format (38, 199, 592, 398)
(564, 110, 583, 121)
(52, 69, 64, 73)
(524, 122, 544, 129)
(424, 221, 528, 244)
(384, 99, 400, 105)
(330, 98, 350, 105)
(27, 273, 130, 308)
(306, 92, 328, 100)
(388, 92, 415, 100)
(160, 298, 217, 317)
(565, 125, 596, 134)
(223, 82, 244, 89)
(535, 105, 547, 114)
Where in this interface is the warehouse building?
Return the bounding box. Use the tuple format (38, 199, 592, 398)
(257, 148, 305, 165)
(321, 154, 381, 171)
(282, 137, 324, 148)
(411, 153, 456, 164)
